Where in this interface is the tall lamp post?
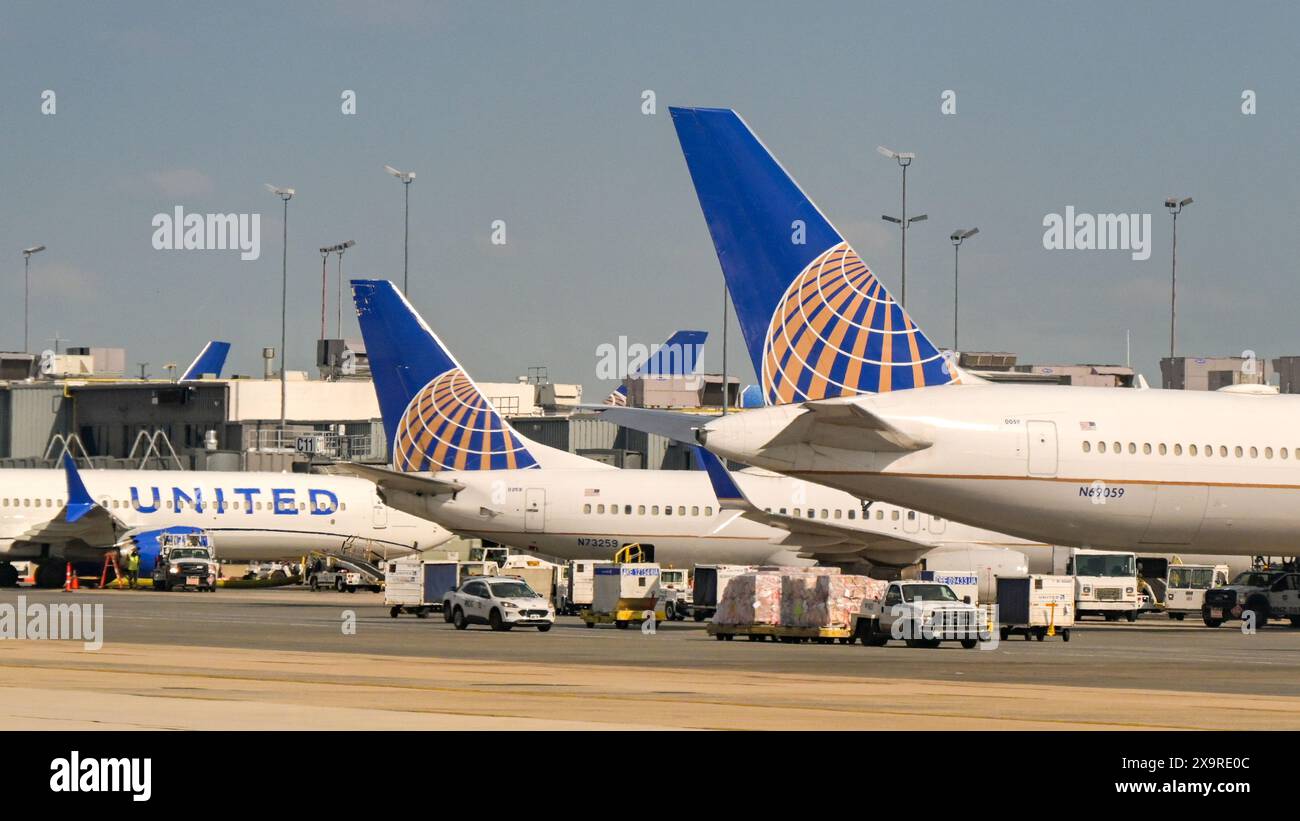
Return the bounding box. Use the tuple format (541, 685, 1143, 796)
(878, 146, 924, 307)
(265, 184, 295, 434)
(319, 246, 332, 341)
(1164, 196, 1193, 360)
(21, 245, 45, 353)
(949, 228, 979, 351)
(384, 165, 415, 295)
(335, 240, 355, 339)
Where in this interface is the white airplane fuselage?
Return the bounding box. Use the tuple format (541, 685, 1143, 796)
(384, 464, 1047, 569)
(0, 469, 447, 564)
(701, 383, 1300, 557)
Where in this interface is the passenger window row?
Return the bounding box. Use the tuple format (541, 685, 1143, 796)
(582, 503, 714, 517)
(1082, 440, 1288, 460)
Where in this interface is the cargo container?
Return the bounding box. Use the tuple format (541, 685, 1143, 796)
(688, 564, 754, 621)
(384, 557, 459, 618)
(584, 563, 662, 629)
(561, 559, 613, 614)
(996, 575, 1075, 641)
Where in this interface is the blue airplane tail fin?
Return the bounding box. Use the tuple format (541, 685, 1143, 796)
(669, 106, 956, 404)
(180, 341, 231, 381)
(351, 279, 539, 471)
(605, 329, 708, 405)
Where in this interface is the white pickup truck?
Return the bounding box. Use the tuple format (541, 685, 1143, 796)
(851, 580, 984, 649)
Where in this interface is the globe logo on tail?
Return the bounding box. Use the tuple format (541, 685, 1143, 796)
(761, 242, 956, 405)
(393, 368, 537, 472)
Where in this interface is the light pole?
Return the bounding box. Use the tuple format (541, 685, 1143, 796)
(878, 146, 924, 307)
(1164, 197, 1192, 360)
(335, 240, 355, 339)
(319, 246, 332, 341)
(949, 228, 979, 350)
(265, 184, 295, 433)
(21, 245, 45, 353)
(384, 165, 415, 294)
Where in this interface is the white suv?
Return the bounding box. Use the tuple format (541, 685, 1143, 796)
(444, 576, 555, 632)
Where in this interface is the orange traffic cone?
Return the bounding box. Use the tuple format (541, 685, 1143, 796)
(63, 562, 78, 592)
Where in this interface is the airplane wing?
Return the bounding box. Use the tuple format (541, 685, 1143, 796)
(696, 447, 930, 567)
(764, 398, 930, 453)
(13, 456, 129, 549)
(323, 462, 465, 497)
(591, 406, 707, 444)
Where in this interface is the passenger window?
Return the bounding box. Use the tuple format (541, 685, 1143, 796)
(847, 510, 855, 520)
(678, 506, 686, 516)
(1127, 443, 1136, 454)
(1265, 447, 1273, 459)
(779, 508, 787, 515)
(1113, 441, 1121, 453)
(1099, 441, 1107, 453)
(583, 504, 591, 514)
(625, 505, 632, 514)
(597, 504, 605, 514)
(1189, 445, 1197, 456)
(665, 506, 673, 516)
(691, 506, 699, 516)
(1283, 449, 1290, 460)
(1158, 443, 1167, 455)
(638, 505, 645, 515)
(1142, 443, 1151, 455)
(1082, 441, 1091, 453)
(907, 511, 916, 520)
(1250, 447, 1258, 458)
(891, 511, 899, 521)
(834, 509, 842, 519)
(705, 506, 713, 516)
(651, 506, 659, 515)
(1174, 444, 1183, 455)
(876, 510, 883, 520)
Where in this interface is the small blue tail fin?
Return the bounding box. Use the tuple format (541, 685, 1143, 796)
(695, 447, 748, 510)
(62, 454, 96, 523)
(669, 107, 956, 404)
(351, 279, 538, 472)
(605, 329, 708, 405)
(180, 341, 231, 381)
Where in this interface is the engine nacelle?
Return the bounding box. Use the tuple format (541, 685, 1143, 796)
(921, 545, 1029, 603)
(122, 526, 207, 575)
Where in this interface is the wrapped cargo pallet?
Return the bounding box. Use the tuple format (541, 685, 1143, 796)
(713, 570, 890, 629)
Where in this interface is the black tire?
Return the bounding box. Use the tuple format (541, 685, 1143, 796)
(1035, 631, 1045, 641)
(1243, 597, 1270, 627)
(415, 608, 429, 619)
(1126, 610, 1138, 623)
(309, 578, 319, 591)
(1104, 613, 1119, 622)
(1289, 617, 1300, 629)
(663, 602, 675, 621)
(452, 607, 468, 630)
(999, 627, 1010, 641)
(863, 621, 888, 647)
(1173, 613, 1186, 621)
(334, 578, 346, 593)
(693, 612, 706, 623)
(1061, 629, 1071, 642)
(960, 638, 978, 649)
(906, 639, 941, 649)
(537, 623, 552, 632)
(1203, 617, 1223, 628)
(714, 633, 726, 640)
(389, 606, 400, 619)
(585, 621, 595, 629)
(489, 609, 509, 632)
(0, 563, 19, 588)
(442, 604, 454, 623)
(347, 586, 356, 594)
(615, 620, 629, 630)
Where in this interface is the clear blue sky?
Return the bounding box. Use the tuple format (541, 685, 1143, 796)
(3, 1, 1298, 395)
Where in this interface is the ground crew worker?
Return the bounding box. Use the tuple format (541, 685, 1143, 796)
(126, 550, 141, 589)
